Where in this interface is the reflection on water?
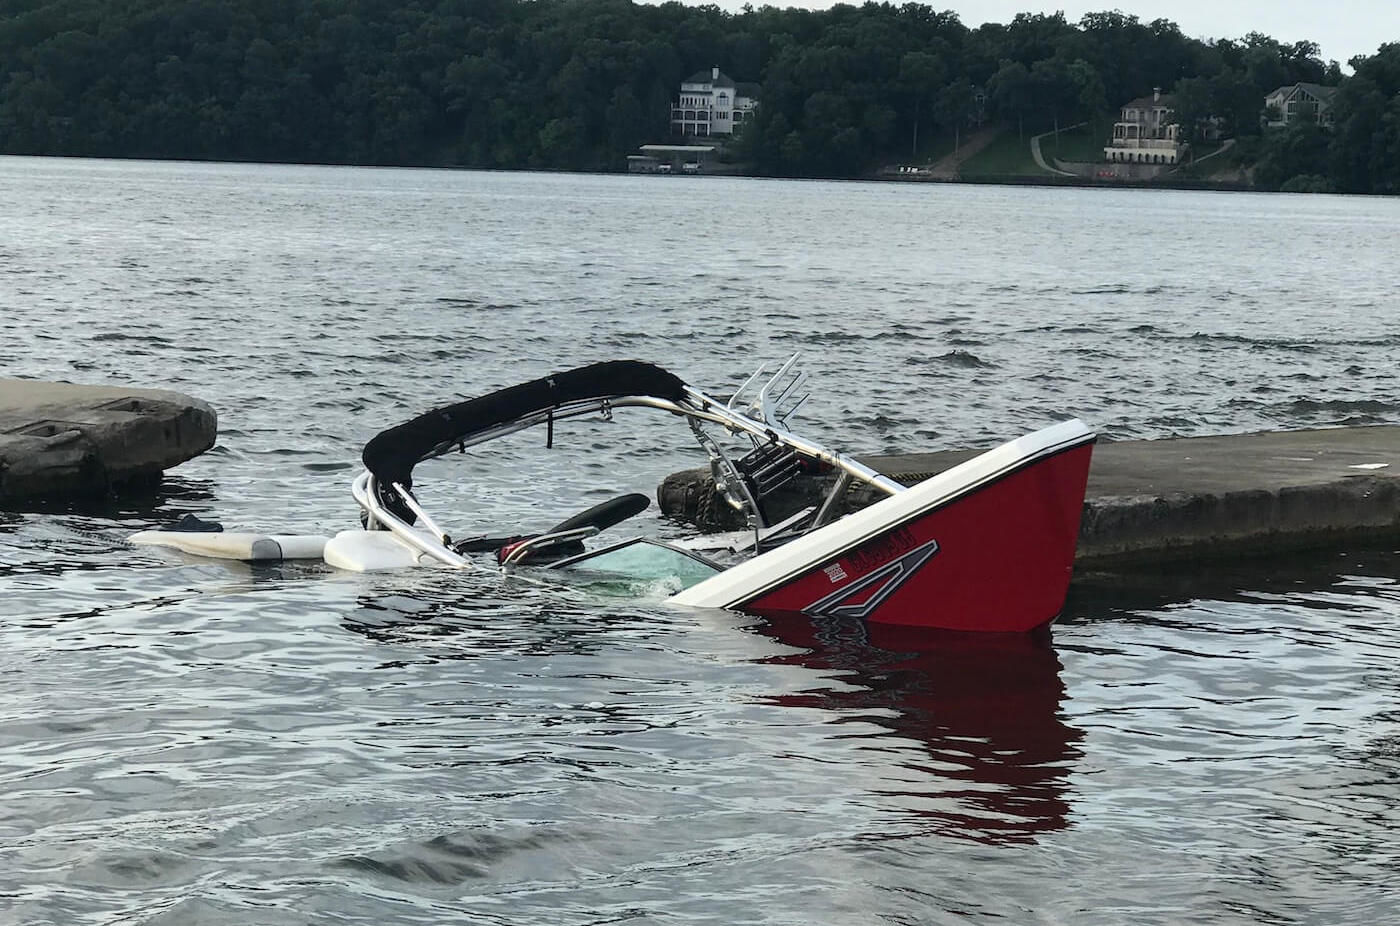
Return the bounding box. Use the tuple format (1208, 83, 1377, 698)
(754, 615, 1080, 844)
(0, 474, 218, 518)
(342, 576, 668, 657)
(344, 577, 1082, 848)
(1066, 542, 1400, 621)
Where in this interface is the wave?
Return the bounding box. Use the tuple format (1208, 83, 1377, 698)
(1187, 332, 1400, 350)
(918, 349, 994, 369)
(90, 332, 172, 344)
(1285, 398, 1400, 415)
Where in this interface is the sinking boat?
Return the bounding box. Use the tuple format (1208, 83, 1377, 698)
(132, 358, 1093, 631)
(314, 358, 1096, 632)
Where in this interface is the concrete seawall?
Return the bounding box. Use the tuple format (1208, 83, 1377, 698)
(0, 379, 216, 505)
(658, 426, 1400, 565)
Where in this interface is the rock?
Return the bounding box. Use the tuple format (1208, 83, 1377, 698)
(0, 379, 217, 505)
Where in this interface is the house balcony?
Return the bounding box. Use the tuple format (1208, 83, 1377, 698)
(1103, 139, 1186, 164)
(1107, 137, 1179, 150)
(670, 121, 713, 137)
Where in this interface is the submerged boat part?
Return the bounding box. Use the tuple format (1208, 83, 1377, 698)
(671, 420, 1094, 632)
(130, 529, 329, 562)
(333, 358, 1096, 632)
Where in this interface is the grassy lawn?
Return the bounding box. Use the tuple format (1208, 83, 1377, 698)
(958, 129, 1050, 178)
(1039, 119, 1112, 163)
(1179, 142, 1246, 180)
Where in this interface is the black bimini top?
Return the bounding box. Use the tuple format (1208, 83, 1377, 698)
(362, 360, 687, 489)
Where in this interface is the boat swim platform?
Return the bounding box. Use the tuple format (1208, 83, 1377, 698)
(658, 426, 1400, 565)
(0, 378, 216, 506)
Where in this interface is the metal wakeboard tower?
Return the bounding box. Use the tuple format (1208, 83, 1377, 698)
(352, 358, 907, 568)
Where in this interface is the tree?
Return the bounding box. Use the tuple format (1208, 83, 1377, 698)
(899, 50, 946, 159)
(605, 84, 644, 156)
(934, 78, 976, 151)
(1254, 120, 1328, 189)
(1068, 57, 1106, 125)
(987, 60, 1033, 138)
(1329, 44, 1400, 193)
(1172, 76, 1212, 146)
(1029, 58, 1076, 136)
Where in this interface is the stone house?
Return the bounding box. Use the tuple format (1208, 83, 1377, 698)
(1103, 88, 1185, 165)
(670, 67, 759, 138)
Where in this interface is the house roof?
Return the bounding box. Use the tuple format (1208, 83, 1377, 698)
(1123, 93, 1175, 109)
(684, 68, 736, 88)
(1266, 83, 1339, 106)
(1296, 82, 1339, 102)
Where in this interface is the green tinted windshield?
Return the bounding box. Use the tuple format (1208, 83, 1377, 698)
(555, 539, 721, 590)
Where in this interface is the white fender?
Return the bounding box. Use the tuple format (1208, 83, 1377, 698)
(322, 529, 463, 572)
(129, 531, 329, 561)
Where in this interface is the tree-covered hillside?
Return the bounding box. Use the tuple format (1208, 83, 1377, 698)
(0, 0, 1395, 191)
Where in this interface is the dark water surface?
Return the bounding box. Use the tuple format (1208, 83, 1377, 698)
(3, 157, 1400, 924)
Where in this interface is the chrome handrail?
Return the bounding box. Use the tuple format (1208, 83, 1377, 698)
(352, 471, 470, 568)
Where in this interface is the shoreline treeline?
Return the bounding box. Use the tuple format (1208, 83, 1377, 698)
(0, 0, 1395, 191)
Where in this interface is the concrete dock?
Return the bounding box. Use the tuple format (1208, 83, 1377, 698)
(0, 379, 216, 505)
(658, 426, 1400, 564)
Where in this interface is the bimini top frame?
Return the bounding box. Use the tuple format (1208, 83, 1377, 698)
(352, 359, 904, 568)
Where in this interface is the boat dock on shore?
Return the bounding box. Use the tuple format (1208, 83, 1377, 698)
(0, 378, 216, 505)
(660, 426, 1400, 565)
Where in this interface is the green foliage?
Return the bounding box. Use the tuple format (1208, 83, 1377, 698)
(1328, 43, 1400, 193)
(1254, 121, 1331, 189)
(1278, 173, 1335, 193)
(0, 0, 1390, 189)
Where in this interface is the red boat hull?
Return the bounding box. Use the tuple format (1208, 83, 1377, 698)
(740, 443, 1094, 633)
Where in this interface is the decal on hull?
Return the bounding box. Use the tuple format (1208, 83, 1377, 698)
(803, 538, 941, 619)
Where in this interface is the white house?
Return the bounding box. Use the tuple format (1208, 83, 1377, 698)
(1103, 88, 1185, 165)
(1263, 83, 1338, 128)
(670, 67, 759, 138)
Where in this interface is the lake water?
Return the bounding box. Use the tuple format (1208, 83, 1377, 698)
(3, 157, 1400, 924)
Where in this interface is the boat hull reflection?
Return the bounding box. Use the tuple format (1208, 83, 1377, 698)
(754, 614, 1083, 843)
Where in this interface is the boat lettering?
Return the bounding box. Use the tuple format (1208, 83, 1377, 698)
(847, 526, 917, 575)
